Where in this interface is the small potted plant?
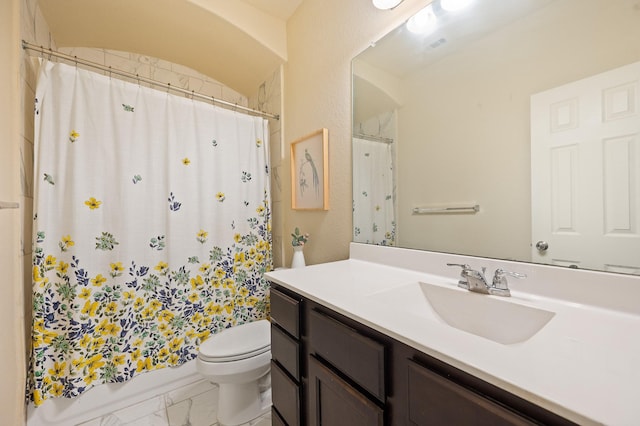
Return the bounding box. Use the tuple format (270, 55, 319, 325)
(291, 227, 309, 268)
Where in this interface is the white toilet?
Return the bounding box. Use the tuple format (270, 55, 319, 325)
(196, 319, 272, 426)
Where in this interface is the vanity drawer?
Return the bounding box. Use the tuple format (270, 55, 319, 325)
(271, 360, 300, 426)
(270, 285, 301, 338)
(407, 359, 535, 426)
(271, 323, 300, 380)
(308, 309, 385, 401)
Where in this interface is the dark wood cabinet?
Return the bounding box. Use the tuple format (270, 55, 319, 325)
(269, 286, 303, 425)
(407, 360, 534, 425)
(270, 286, 301, 338)
(269, 283, 575, 426)
(271, 323, 300, 380)
(308, 355, 384, 426)
(308, 309, 385, 402)
(271, 408, 287, 426)
(271, 359, 301, 426)
(272, 407, 287, 426)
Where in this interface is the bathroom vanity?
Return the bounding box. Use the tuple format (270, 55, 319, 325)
(265, 243, 640, 425)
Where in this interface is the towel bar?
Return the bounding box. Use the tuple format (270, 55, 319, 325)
(412, 204, 479, 214)
(0, 201, 20, 209)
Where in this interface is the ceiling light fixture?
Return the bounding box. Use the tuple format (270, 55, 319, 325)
(372, 0, 404, 10)
(440, 0, 474, 12)
(407, 4, 438, 35)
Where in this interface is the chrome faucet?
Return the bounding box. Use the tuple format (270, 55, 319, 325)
(446, 263, 472, 289)
(447, 264, 526, 297)
(491, 268, 527, 297)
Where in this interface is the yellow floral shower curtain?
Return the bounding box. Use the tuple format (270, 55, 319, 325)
(28, 61, 272, 405)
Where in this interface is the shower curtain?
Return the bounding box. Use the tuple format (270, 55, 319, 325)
(28, 60, 272, 405)
(352, 137, 395, 246)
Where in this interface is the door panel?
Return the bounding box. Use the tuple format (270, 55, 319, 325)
(531, 60, 640, 273)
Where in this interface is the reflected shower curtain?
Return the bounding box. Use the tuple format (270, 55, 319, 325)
(28, 61, 272, 405)
(352, 138, 395, 245)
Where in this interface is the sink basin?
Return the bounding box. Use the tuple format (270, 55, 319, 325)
(368, 282, 555, 344)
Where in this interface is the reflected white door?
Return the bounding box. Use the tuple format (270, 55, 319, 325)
(531, 61, 640, 274)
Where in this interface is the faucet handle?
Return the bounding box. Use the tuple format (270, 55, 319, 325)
(491, 268, 526, 295)
(447, 263, 471, 289)
(447, 263, 470, 271)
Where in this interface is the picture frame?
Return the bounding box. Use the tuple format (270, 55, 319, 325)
(290, 128, 329, 210)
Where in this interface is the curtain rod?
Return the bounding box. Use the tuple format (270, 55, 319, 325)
(22, 40, 280, 121)
(353, 133, 394, 144)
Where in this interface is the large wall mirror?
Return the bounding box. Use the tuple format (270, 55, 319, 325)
(352, 0, 640, 275)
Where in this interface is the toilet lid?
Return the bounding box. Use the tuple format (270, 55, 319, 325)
(198, 320, 270, 362)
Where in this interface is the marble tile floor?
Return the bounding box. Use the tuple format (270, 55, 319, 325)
(77, 379, 271, 426)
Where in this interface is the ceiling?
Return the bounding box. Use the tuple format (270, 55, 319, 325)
(241, 0, 302, 20)
(38, 0, 303, 96)
(352, 0, 556, 123)
(356, 0, 554, 79)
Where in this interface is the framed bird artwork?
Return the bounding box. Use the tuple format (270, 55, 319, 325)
(290, 128, 329, 210)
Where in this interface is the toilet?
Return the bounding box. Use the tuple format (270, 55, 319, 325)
(196, 319, 272, 426)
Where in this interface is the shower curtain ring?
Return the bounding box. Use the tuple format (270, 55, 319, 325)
(167, 83, 171, 93)
(136, 74, 140, 86)
(108, 66, 112, 79)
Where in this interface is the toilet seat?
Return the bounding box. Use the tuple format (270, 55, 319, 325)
(198, 320, 270, 362)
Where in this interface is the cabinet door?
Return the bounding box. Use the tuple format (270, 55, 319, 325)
(308, 356, 384, 426)
(407, 360, 535, 426)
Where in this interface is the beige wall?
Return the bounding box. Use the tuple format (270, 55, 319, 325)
(283, 0, 430, 266)
(1, 0, 26, 423)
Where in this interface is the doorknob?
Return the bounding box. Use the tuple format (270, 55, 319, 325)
(535, 241, 549, 252)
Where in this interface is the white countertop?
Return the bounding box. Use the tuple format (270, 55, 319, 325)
(265, 244, 640, 426)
